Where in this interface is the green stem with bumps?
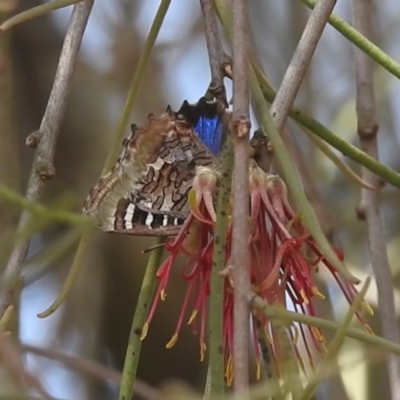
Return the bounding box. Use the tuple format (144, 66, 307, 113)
(118, 238, 164, 400)
(208, 132, 234, 397)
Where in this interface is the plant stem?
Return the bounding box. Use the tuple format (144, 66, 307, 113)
(0, 183, 91, 227)
(38, 0, 170, 318)
(300, 0, 400, 80)
(200, 0, 226, 100)
(23, 344, 160, 400)
(269, 308, 303, 399)
(249, 293, 400, 359)
(270, 0, 336, 134)
(352, 1, 400, 398)
(0, 0, 84, 31)
(208, 127, 234, 397)
(0, 0, 94, 318)
(118, 238, 164, 400)
(299, 277, 371, 400)
(102, 0, 171, 174)
(255, 70, 400, 189)
(230, 0, 251, 395)
(249, 66, 360, 285)
(215, 0, 400, 189)
(37, 228, 93, 318)
(199, 0, 229, 395)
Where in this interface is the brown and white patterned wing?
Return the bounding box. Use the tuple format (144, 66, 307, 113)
(83, 109, 215, 236)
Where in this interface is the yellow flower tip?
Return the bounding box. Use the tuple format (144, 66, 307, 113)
(265, 329, 273, 345)
(187, 310, 198, 325)
(200, 342, 206, 362)
(291, 324, 299, 345)
(160, 290, 167, 301)
(300, 290, 309, 304)
(362, 301, 374, 315)
(312, 286, 326, 300)
(225, 359, 234, 387)
(0, 304, 14, 329)
(166, 333, 178, 349)
(140, 323, 149, 341)
(226, 355, 233, 373)
(251, 283, 261, 293)
(311, 326, 324, 342)
(364, 324, 374, 335)
(256, 358, 262, 380)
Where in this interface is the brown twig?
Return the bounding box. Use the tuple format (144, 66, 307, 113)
(199, 0, 226, 100)
(0, 0, 94, 317)
(22, 344, 160, 400)
(352, 1, 400, 399)
(230, 0, 251, 395)
(0, 333, 54, 400)
(270, 0, 337, 134)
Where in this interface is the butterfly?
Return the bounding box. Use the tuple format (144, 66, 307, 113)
(83, 98, 224, 236)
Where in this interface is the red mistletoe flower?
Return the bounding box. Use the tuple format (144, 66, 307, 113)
(140, 162, 373, 383)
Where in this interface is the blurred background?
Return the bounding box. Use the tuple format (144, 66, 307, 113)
(1, 0, 400, 399)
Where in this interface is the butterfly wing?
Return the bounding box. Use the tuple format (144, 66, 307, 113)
(176, 98, 224, 156)
(83, 107, 216, 236)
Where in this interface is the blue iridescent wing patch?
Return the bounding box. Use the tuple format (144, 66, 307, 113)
(176, 98, 223, 156)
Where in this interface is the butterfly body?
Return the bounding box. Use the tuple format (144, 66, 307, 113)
(83, 99, 223, 236)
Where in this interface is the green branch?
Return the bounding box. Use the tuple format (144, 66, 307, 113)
(37, 0, 171, 318)
(37, 229, 93, 318)
(214, 0, 400, 189)
(254, 67, 400, 189)
(0, 0, 84, 31)
(249, 66, 360, 284)
(208, 131, 233, 397)
(269, 306, 303, 399)
(103, 0, 171, 173)
(299, 277, 371, 400)
(251, 292, 400, 358)
(300, 0, 400, 80)
(0, 183, 92, 227)
(118, 238, 164, 400)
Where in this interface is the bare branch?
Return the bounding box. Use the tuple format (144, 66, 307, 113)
(199, 0, 226, 99)
(352, 1, 400, 399)
(270, 0, 337, 134)
(0, 333, 54, 400)
(231, 0, 251, 395)
(22, 344, 160, 400)
(0, 0, 94, 316)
